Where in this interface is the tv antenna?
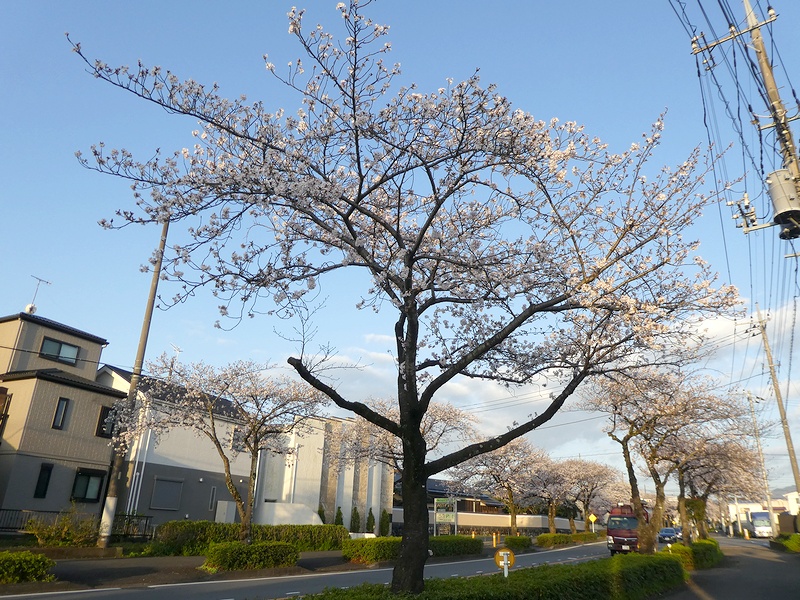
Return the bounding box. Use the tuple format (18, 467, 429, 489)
(26, 276, 52, 314)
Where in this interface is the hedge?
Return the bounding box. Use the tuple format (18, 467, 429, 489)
(299, 552, 686, 600)
(659, 538, 723, 570)
(504, 535, 532, 553)
(0, 551, 55, 584)
(153, 521, 349, 555)
(536, 533, 572, 547)
(342, 535, 483, 563)
(775, 533, 800, 552)
(201, 541, 299, 572)
(690, 539, 723, 569)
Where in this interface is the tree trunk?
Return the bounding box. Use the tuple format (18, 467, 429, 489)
(548, 501, 557, 534)
(391, 458, 429, 594)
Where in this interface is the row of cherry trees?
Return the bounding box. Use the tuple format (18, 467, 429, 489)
(582, 368, 763, 551)
(448, 437, 627, 535)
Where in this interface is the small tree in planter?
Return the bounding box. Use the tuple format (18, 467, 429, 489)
(366, 508, 376, 534)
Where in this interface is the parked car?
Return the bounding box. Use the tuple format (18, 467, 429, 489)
(658, 527, 678, 543)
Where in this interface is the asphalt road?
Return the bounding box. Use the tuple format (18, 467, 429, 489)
(4, 536, 798, 600)
(2, 543, 609, 600)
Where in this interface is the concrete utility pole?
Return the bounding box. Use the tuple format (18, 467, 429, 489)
(98, 219, 169, 547)
(693, 1, 800, 238)
(747, 392, 776, 536)
(755, 304, 800, 496)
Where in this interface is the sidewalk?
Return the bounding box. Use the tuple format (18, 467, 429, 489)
(665, 536, 800, 600)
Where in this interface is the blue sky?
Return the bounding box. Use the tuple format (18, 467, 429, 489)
(3, 1, 800, 493)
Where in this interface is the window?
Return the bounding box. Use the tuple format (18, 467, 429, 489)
(52, 397, 69, 430)
(95, 406, 114, 438)
(0, 387, 10, 442)
(34, 463, 54, 498)
(40, 338, 80, 366)
(150, 477, 183, 510)
(71, 469, 105, 502)
(209, 486, 217, 511)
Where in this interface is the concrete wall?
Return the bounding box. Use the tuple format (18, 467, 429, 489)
(391, 507, 585, 534)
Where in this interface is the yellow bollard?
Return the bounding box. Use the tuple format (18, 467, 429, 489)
(492, 532, 497, 547)
(471, 531, 475, 539)
(744, 528, 750, 540)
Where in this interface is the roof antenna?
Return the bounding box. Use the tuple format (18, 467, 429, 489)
(26, 276, 52, 314)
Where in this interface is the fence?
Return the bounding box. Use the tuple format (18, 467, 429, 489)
(0, 509, 62, 532)
(0, 509, 153, 539)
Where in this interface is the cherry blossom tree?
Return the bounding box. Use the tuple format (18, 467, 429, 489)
(126, 355, 327, 541)
(72, 1, 738, 592)
(448, 438, 547, 535)
(582, 369, 746, 551)
(328, 398, 477, 472)
(560, 458, 623, 532)
(527, 459, 572, 533)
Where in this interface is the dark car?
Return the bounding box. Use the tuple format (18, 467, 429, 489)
(658, 527, 678, 543)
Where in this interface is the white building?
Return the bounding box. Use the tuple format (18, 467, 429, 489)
(98, 365, 393, 532)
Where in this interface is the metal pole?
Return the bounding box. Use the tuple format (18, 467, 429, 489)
(98, 219, 169, 547)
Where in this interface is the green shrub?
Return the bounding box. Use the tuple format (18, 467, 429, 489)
(536, 533, 572, 547)
(350, 506, 361, 532)
(779, 533, 800, 552)
(690, 538, 723, 569)
(153, 521, 349, 555)
(571, 531, 599, 543)
(429, 535, 482, 557)
(504, 535, 532, 553)
(300, 552, 686, 599)
(379, 509, 391, 536)
(334, 506, 344, 526)
(366, 508, 375, 533)
(26, 504, 98, 547)
(318, 505, 326, 524)
(342, 535, 482, 563)
(342, 537, 401, 563)
(0, 551, 55, 584)
(660, 542, 693, 570)
(201, 541, 298, 573)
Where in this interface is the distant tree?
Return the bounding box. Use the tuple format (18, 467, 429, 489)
(334, 506, 344, 527)
(380, 509, 392, 537)
(317, 505, 326, 524)
(366, 508, 376, 534)
(449, 438, 546, 535)
(559, 459, 621, 532)
(74, 1, 738, 591)
(117, 355, 327, 542)
(350, 505, 362, 533)
(527, 459, 570, 533)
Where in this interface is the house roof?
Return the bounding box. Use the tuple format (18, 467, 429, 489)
(0, 312, 108, 346)
(100, 364, 240, 419)
(0, 368, 127, 398)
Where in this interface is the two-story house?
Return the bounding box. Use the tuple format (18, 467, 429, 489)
(0, 310, 126, 518)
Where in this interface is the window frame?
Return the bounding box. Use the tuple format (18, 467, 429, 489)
(71, 468, 106, 503)
(40, 337, 80, 366)
(52, 397, 70, 430)
(95, 405, 114, 438)
(0, 387, 10, 443)
(149, 477, 184, 511)
(34, 463, 54, 499)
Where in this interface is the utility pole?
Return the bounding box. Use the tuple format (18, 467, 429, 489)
(755, 304, 800, 495)
(747, 392, 776, 536)
(693, 1, 800, 238)
(98, 219, 169, 547)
